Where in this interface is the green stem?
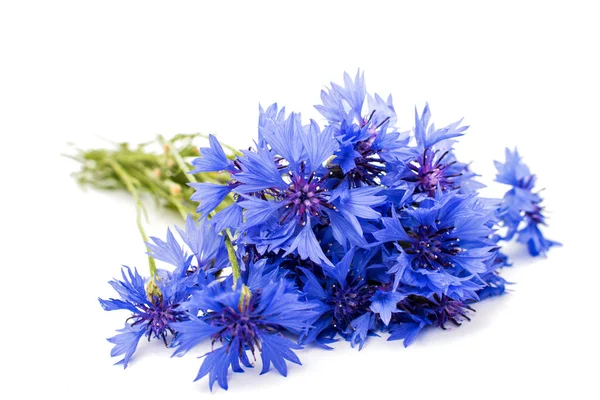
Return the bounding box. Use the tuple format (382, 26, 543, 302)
(106, 159, 157, 277)
(158, 134, 197, 183)
(126, 167, 190, 220)
(225, 232, 241, 284)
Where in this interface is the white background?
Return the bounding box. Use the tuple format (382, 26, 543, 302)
(1, 1, 598, 399)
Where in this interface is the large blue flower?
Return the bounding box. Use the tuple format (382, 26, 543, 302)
(190, 108, 385, 265)
(495, 148, 560, 256)
(374, 190, 498, 300)
(299, 247, 386, 350)
(171, 278, 318, 391)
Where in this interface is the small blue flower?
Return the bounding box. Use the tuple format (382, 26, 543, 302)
(384, 103, 481, 198)
(495, 148, 560, 256)
(99, 267, 190, 367)
(171, 279, 318, 391)
(316, 72, 411, 189)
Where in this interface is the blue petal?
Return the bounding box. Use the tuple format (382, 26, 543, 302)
(388, 321, 427, 347)
(147, 228, 188, 269)
(517, 222, 561, 257)
(234, 147, 287, 193)
(189, 183, 232, 217)
(373, 211, 411, 244)
(190, 134, 230, 173)
(495, 147, 533, 187)
(349, 313, 374, 350)
(336, 143, 360, 174)
(259, 333, 302, 376)
(211, 203, 244, 232)
(170, 318, 221, 357)
(107, 325, 145, 368)
(321, 247, 355, 286)
(283, 219, 333, 266)
(196, 346, 232, 391)
(315, 70, 366, 124)
(107, 266, 147, 306)
(326, 209, 369, 248)
(414, 103, 467, 149)
(98, 298, 138, 314)
(238, 197, 285, 228)
(337, 186, 385, 219)
(174, 215, 225, 270)
(300, 120, 339, 171)
(369, 290, 405, 325)
(259, 113, 304, 171)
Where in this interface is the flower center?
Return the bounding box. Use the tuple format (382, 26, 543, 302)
(129, 297, 187, 345)
(400, 294, 473, 329)
(329, 282, 375, 327)
(207, 292, 272, 357)
(280, 171, 334, 225)
(404, 224, 462, 270)
(406, 149, 461, 196)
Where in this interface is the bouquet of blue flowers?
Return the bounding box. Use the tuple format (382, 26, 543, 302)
(95, 71, 558, 391)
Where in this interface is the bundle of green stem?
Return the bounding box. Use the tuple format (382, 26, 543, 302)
(66, 133, 237, 277)
(67, 133, 235, 221)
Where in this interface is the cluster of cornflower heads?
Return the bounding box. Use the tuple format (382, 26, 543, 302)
(100, 71, 559, 391)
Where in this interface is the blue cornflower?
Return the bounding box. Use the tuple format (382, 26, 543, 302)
(171, 279, 318, 391)
(374, 190, 498, 300)
(316, 71, 411, 189)
(190, 108, 385, 265)
(299, 248, 385, 349)
(99, 267, 190, 367)
(384, 104, 482, 199)
(495, 148, 560, 256)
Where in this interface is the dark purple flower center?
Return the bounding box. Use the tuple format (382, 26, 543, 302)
(516, 175, 536, 191)
(399, 294, 473, 329)
(348, 136, 386, 187)
(128, 297, 187, 345)
(405, 148, 461, 196)
(403, 224, 462, 270)
(525, 204, 545, 224)
(279, 171, 335, 225)
(207, 291, 275, 357)
(328, 282, 376, 327)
